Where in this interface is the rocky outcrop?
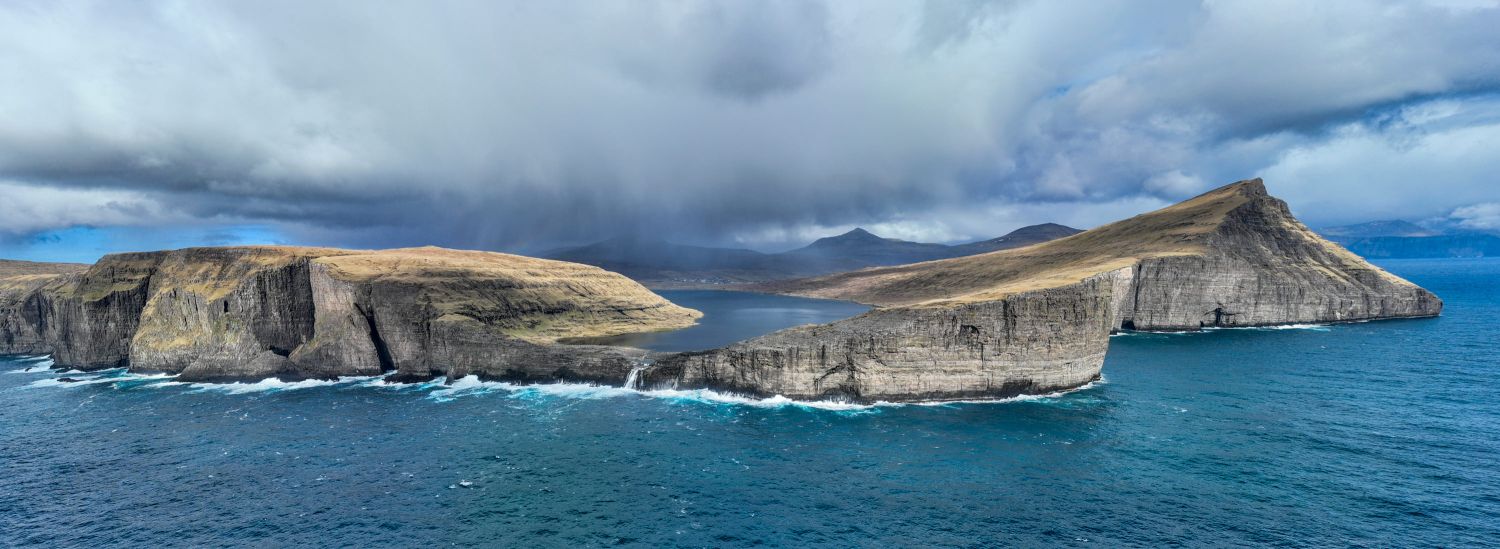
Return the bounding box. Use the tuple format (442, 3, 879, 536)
(0, 179, 1444, 403)
(643, 270, 1125, 401)
(1118, 201, 1440, 330)
(641, 179, 1441, 402)
(0, 246, 699, 382)
(0, 262, 83, 355)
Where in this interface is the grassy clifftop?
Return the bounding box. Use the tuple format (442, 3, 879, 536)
(761, 179, 1419, 308)
(2, 246, 701, 359)
(314, 246, 703, 343)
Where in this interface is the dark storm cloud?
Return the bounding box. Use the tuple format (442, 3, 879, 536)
(2, 0, 1500, 255)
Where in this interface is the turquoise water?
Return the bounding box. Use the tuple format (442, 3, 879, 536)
(1, 259, 1496, 547)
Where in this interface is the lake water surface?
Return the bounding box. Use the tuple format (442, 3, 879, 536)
(566, 289, 870, 351)
(2, 259, 1497, 547)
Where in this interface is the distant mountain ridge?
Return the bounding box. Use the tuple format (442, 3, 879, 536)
(1319, 219, 1499, 258)
(1321, 220, 1440, 238)
(545, 223, 1082, 287)
(946, 223, 1085, 256)
(782, 228, 959, 265)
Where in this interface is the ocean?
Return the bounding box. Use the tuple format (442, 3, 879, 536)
(2, 259, 1496, 547)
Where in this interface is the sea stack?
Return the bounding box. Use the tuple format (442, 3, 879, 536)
(638, 179, 1441, 402)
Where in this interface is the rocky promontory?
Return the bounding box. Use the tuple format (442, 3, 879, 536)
(634, 179, 1441, 402)
(0, 247, 700, 383)
(0, 179, 1443, 403)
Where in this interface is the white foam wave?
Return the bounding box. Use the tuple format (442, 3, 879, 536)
(507, 382, 634, 400)
(16, 362, 1101, 412)
(638, 388, 875, 411)
(25, 370, 174, 389)
(426, 375, 499, 401)
(566, 375, 1105, 411)
(904, 376, 1107, 407)
(425, 375, 638, 402)
(634, 378, 1105, 411)
(6, 358, 56, 374)
(1255, 323, 1332, 331)
(361, 375, 446, 391)
(187, 375, 378, 394)
(423, 375, 877, 410)
(1118, 322, 1334, 336)
(1203, 323, 1332, 332)
(359, 372, 1109, 410)
(5, 355, 53, 364)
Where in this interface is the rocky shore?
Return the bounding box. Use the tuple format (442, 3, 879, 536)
(0, 247, 699, 383)
(635, 179, 1441, 402)
(0, 179, 1441, 403)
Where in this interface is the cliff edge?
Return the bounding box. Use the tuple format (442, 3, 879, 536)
(1, 179, 1442, 403)
(634, 179, 1440, 402)
(0, 246, 700, 383)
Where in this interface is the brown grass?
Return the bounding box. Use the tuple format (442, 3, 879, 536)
(762, 179, 1268, 307)
(316, 246, 702, 342)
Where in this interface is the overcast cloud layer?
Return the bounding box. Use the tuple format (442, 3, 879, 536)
(3, 0, 1499, 260)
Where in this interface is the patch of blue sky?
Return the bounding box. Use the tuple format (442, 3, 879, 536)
(4, 225, 286, 263)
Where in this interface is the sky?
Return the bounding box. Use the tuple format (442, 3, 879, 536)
(3, 0, 1500, 263)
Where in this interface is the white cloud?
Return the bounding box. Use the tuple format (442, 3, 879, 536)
(0, 0, 1497, 252)
(0, 180, 182, 235)
(1143, 170, 1206, 198)
(1258, 98, 1500, 225)
(1451, 203, 1500, 231)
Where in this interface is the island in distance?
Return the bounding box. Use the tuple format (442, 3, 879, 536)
(0, 179, 1439, 403)
(1319, 219, 1500, 258)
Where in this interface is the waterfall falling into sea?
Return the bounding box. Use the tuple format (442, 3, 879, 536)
(624, 365, 645, 390)
(624, 353, 651, 390)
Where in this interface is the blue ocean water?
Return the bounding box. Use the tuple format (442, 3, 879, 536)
(1, 259, 1496, 547)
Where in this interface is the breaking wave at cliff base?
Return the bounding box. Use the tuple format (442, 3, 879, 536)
(7, 359, 1100, 412)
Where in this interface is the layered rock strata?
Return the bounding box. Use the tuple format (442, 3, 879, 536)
(632, 179, 1440, 402)
(0, 179, 1442, 403)
(0, 247, 699, 382)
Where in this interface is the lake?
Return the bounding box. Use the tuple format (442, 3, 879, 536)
(564, 289, 870, 351)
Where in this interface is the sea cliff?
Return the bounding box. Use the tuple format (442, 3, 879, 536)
(0, 247, 699, 383)
(634, 179, 1441, 402)
(0, 179, 1442, 403)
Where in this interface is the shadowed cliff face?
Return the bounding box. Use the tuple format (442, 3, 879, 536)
(0, 247, 700, 383)
(645, 271, 1125, 402)
(0, 179, 1444, 403)
(639, 179, 1442, 402)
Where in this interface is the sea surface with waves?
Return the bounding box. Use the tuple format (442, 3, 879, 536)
(2, 259, 1497, 547)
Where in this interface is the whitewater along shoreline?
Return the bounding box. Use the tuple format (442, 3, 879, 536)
(5, 354, 1112, 411)
(0, 179, 1440, 403)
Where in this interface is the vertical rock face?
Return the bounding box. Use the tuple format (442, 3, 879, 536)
(672, 178, 1442, 402)
(1117, 191, 1441, 329)
(646, 270, 1127, 401)
(0, 247, 700, 382)
(0, 261, 85, 357)
(38, 254, 159, 369)
(130, 248, 326, 378)
(0, 179, 1444, 403)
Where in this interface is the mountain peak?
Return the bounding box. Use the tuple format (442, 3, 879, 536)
(799, 228, 887, 249)
(835, 228, 879, 240)
(765, 177, 1438, 313)
(1236, 177, 1267, 196)
(999, 223, 1082, 239)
